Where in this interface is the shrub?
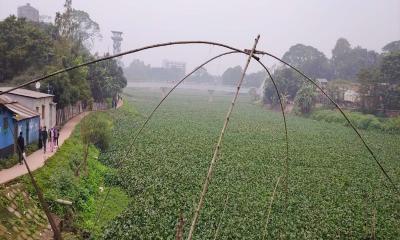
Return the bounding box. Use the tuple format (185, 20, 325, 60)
(310, 110, 400, 133)
(81, 113, 113, 151)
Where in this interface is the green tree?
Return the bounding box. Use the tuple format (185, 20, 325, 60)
(78, 113, 112, 176)
(55, 0, 101, 50)
(0, 16, 53, 82)
(263, 67, 303, 106)
(357, 68, 382, 113)
(188, 67, 215, 84)
(381, 52, 400, 84)
(282, 44, 332, 79)
(294, 83, 316, 115)
(331, 38, 379, 80)
(382, 40, 400, 54)
(222, 66, 242, 85)
(88, 56, 127, 101)
(244, 71, 265, 88)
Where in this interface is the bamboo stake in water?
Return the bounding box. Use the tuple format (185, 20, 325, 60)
(213, 194, 229, 240)
(187, 35, 260, 240)
(262, 176, 281, 240)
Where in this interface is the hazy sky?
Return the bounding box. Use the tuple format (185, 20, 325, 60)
(1, 0, 399, 74)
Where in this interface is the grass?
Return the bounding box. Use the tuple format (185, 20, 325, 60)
(99, 88, 399, 239)
(19, 112, 130, 239)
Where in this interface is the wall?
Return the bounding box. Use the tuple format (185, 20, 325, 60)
(0, 107, 14, 157)
(2, 94, 56, 129)
(17, 117, 40, 145)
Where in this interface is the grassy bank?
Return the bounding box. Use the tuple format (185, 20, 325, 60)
(20, 111, 130, 239)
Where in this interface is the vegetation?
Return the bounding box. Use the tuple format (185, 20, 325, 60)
(263, 38, 399, 117)
(264, 67, 303, 106)
(310, 109, 400, 133)
(0, 0, 126, 108)
(0, 143, 39, 170)
(98, 88, 399, 239)
(294, 84, 316, 115)
(21, 112, 129, 238)
(282, 43, 332, 79)
(357, 51, 400, 113)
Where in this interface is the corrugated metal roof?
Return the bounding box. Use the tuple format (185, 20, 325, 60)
(0, 87, 54, 99)
(0, 96, 39, 120)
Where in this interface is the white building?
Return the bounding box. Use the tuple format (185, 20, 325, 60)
(344, 89, 360, 103)
(0, 87, 56, 128)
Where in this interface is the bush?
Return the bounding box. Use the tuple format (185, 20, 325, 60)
(310, 110, 400, 133)
(81, 113, 113, 151)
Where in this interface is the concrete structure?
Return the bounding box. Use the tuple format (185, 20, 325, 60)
(0, 96, 40, 158)
(316, 78, 328, 88)
(162, 60, 186, 79)
(344, 89, 360, 103)
(17, 3, 39, 22)
(0, 88, 56, 129)
(111, 31, 123, 54)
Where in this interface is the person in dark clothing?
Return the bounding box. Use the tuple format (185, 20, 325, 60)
(55, 127, 60, 146)
(41, 126, 48, 153)
(17, 132, 25, 165)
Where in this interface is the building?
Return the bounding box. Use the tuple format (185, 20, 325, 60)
(162, 60, 186, 78)
(0, 88, 56, 129)
(17, 3, 39, 22)
(344, 89, 360, 103)
(316, 78, 328, 88)
(0, 96, 40, 158)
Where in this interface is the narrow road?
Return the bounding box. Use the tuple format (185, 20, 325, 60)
(0, 112, 89, 184)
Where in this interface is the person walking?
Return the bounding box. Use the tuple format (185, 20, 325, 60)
(41, 126, 48, 153)
(17, 132, 25, 165)
(55, 127, 60, 147)
(48, 127, 54, 152)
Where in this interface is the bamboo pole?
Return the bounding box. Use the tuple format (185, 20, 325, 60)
(11, 127, 61, 239)
(187, 35, 260, 240)
(212, 194, 229, 240)
(262, 176, 281, 240)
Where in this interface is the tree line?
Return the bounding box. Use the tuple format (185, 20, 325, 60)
(0, 0, 127, 109)
(264, 38, 400, 115)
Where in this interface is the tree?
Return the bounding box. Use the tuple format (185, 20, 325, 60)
(188, 67, 215, 84)
(332, 38, 351, 62)
(222, 66, 242, 85)
(264, 67, 303, 106)
(78, 113, 112, 176)
(55, 0, 101, 50)
(331, 38, 380, 80)
(382, 40, 400, 54)
(282, 44, 332, 79)
(88, 56, 127, 101)
(244, 71, 265, 88)
(0, 16, 53, 82)
(294, 83, 316, 115)
(357, 68, 383, 113)
(381, 52, 400, 85)
(124, 59, 151, 81)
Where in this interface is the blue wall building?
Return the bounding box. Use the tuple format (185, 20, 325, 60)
(0, 96, 40, 158)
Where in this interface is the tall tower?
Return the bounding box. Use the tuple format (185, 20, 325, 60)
(111, 31, 123, 56)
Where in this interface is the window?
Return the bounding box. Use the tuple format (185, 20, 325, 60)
(42, 105, 45, 120)
(36, 106, 39, 112)
(3, 117, 8, 130)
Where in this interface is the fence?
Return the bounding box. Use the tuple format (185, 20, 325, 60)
(56, 101, 109, 126)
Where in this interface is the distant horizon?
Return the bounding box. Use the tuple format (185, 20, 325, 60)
(1, 0, 399, 74)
